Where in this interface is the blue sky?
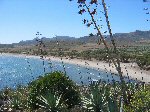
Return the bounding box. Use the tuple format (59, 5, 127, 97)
(0, 0, 149, 44)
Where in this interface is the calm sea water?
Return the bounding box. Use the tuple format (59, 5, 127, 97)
(0, 55, 135, 89)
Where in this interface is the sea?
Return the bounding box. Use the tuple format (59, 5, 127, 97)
(0, 55, 136, 89)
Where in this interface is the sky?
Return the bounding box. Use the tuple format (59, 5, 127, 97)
(0, 0, 149, 44)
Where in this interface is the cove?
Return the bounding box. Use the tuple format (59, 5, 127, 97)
(0, 55, 136, 89)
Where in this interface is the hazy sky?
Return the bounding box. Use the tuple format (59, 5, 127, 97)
(0, 0, 149, 44)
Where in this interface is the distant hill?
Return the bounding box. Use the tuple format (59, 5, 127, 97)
(78, 35, 99, 43)
(1, 30, 149, 48)
(50, 36, 76, 41)
(113, 30, 150, 43)
(13, 36, 76, 46)
(80, 30, 150, 44)
(0, 44, 14, 48)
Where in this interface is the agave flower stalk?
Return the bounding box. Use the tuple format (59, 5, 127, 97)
(71, 0, 129, 110)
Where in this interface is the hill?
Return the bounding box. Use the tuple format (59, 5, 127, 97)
(16, 30, 150, 46)
(0, 30, 150, 48)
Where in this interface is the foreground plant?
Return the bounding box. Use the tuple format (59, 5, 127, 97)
(0, 87, 29, 112)
(71, 0, 124, 81)
(81, 83, 119, 112)
(69, 1, 139, 110)
(36, 92, 66, 112)
(28, 71, 81, 110)
(124, 85, 150, 112)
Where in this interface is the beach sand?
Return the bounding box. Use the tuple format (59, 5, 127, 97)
(47, 56, 150, 83)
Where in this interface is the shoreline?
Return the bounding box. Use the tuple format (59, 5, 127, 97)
(1, 53, 150, 83)
(48, 56, 150, 83)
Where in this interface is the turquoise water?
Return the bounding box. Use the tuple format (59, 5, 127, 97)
(0, 55, 135, 89)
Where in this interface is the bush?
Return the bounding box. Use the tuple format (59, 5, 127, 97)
(0, 87, 29, 111)
(136, 52, 150, 70)
(119, 52, 130, 63)
(124, 85, 150, 112)
(28, 71, 81, 109)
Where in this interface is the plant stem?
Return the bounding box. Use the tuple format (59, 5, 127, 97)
(101, 0, 125, 83)
(84, 2, 123, 80)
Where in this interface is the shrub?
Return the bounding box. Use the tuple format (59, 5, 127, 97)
(119, 52, 130, 63)
(124, 85, 150, 112)
(28, 71, 81, 109)
(81, 83, 119, 112)
(136, 52, 150, 69)
(0, 87, 29, 111)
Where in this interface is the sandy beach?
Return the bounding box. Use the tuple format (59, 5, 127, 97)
(1, 53, 150, 83)
(47, 56, 150, 84)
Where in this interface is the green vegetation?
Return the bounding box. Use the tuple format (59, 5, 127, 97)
(137, 52, 150, 70)
(0, 0, 150, 111)
(124, 85, 150, 112)
(81, 83, 119, 112)
(28, 72, 81, 110)
(0, 72, 150, 111)
(36, 92, 66, 112)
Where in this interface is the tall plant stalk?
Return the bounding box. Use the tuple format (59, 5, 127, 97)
(73, 0, 128, 109)
(101, 0, 124, 83)
(82, 0, 124, 83)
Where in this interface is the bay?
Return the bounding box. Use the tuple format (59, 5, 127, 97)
(0, 55, 135, 89)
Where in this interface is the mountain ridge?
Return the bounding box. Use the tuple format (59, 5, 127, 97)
(1, 30, 150, 47)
